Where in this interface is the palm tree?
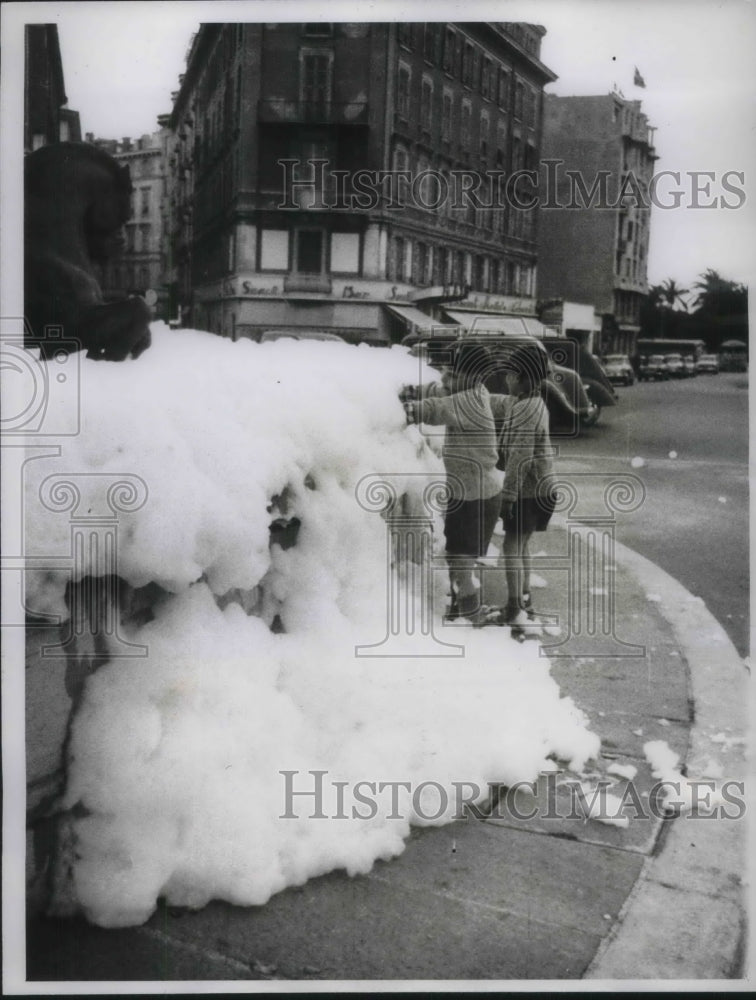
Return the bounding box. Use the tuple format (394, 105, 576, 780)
(692, 269, 746, 312)
(691, 269, 748, 352)
(660, 278, 689, 311)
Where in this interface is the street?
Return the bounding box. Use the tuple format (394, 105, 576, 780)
(556, 371, 750, 658)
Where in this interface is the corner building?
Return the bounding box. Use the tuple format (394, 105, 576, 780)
(537, 93, 658, 356)
(169, 22, 556, 342)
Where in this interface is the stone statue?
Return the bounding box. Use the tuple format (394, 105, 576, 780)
(24, 142, 152, 361)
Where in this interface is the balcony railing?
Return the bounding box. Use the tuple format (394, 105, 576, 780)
(258, 100, 368, 125)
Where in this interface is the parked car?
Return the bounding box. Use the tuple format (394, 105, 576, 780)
(258, 329, 346, 343)
(602, 354, 635, 386)
(639, 354, 670, 381)
(696, 353, 720, 374)
(664, 353, 686, 378)
(682, 355, 698, 377)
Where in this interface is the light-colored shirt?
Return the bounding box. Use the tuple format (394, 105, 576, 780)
(415, 384, 503, 501)
(491, 393, 554, 502)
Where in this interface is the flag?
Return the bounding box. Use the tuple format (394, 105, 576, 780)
(634, 66, 646, 88)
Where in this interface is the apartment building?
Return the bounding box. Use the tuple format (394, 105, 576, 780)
(86, 130, 168, 315)
(168, 22, 557, 342)
(537, 93, 658, 356)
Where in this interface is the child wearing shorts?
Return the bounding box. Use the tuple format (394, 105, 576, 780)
(404, 343, 502, 621)
(491, 343, 555, 627)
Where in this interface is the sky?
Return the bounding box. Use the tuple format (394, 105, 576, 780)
(5, 0, 756, 293)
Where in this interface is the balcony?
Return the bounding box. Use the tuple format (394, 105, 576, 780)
(258, 100, 368, 126)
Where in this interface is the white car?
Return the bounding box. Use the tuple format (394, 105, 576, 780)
(696, 354, 720, 374)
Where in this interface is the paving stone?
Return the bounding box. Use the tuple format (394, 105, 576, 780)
(586, 882, 744, 979)
(365, 821, 643, 937)
(483, 760, 668, 855)
(146, 835, 607, 980)
(577, 712, 689, 762)
(26, 915, 253, 981)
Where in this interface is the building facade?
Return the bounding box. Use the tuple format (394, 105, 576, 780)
(85, 131, 169, 315)
(537, 93, 657, 356)
(168, 22, 557, 342)
(24, 24, 81, 152)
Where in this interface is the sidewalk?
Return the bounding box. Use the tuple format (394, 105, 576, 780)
(24, 524, 749, 985)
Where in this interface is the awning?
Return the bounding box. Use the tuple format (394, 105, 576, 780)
(521, 317, 550, 338)
(445, 311, 531, 337)
(385, 303, 456, 333)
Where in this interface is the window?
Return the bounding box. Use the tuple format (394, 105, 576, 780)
(398, 23, 413, 48)
(462, 42, 474, 86)
(460, 101, 471, 150)
(512, 137, 523, 172)
(292, 137, 333, 206)
(496, 121, 508, 168)
(443, 27, 455, 72)
(441, 168, 452, 216)
(479, 112, 489, 158)
(413, 242, 429, 285)
(498, 68, 510, 109)
(423, 23, 435, 62)
(397, 65, 411, 119)
(433, 246, 447, 286)
(141, 188, 150, 215)
(295, 229, 324, 274)
(514, 80, 524, 120)
(403, 239, 413, 281)
(392, 236, 406, 282)
(481, 57, 493, 100)
(527, 87, 537, 130)
(260, 229, 289, 270)
(421, 77, 433, 133)
(303, 23, 333, 36)
(300, 51, 333, 116)
(442, 92, 453, 142)
(453, 250, 465, 284)
(330, 232, 360, 273)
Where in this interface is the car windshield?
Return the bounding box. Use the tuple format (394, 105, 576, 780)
(605, 356, 626, 363)
(665, 355, 682, 361)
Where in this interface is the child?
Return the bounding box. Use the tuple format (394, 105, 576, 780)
(490, 342, 555, 629)
(404, 343, 502, 621)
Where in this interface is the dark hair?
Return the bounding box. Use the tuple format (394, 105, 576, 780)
(453, 342, 492, 385)
(506, 342, 549, 391)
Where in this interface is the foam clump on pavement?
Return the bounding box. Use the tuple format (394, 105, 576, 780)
(25, 324, 599, 928)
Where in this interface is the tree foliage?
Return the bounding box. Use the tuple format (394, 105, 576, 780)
(641, 270, 748, 351)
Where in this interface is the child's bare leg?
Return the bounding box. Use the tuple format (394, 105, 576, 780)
(521, 532, 533, 599)
(448, 558, 481, 614)
(503, 531, 525, 609)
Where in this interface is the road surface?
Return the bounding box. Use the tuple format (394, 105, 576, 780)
(556, 371, 749, 658)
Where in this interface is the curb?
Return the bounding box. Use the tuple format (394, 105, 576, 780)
(584, 538, 751, 982)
